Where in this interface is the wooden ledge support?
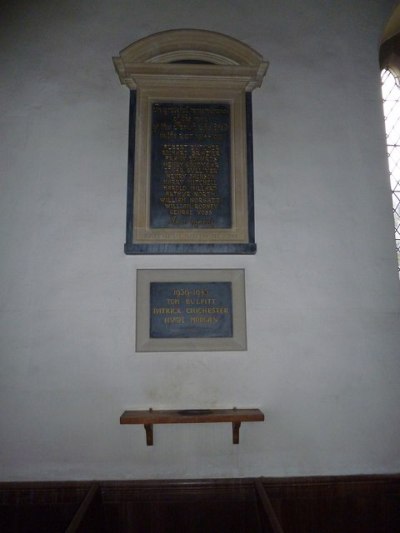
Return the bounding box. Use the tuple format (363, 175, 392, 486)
(120, 408, 264, 446)
(144, 424, 153, 446)
(232, 422, 241, 444)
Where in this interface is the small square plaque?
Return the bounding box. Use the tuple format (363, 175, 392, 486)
(136, 269, 247, 352)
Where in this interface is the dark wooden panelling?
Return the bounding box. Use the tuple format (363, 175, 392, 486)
(101, 479, 263, 532)
(262, 475, 400, 533)
(255, 479, 284, 533)
(104, 498, 262, 533)
(1, 475, 400, 532)
(0, 482, 92, 533)
(66, 484, 107, 533)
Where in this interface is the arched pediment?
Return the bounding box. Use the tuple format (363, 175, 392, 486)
(113, 29, 268, 90)
(117, 29, 265, 66)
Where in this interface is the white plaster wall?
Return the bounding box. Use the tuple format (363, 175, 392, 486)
(1, 0, 400, 481)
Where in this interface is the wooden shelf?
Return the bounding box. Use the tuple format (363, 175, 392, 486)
(120, 408, 265, 445)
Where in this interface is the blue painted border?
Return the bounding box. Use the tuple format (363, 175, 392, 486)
(125, 242, 256, 254)
(124, 91, 256, 255)
(125, 90, 136, 248)
(246, 92, 256, 245)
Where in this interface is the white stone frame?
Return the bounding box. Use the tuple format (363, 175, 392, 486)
(133, 86, 248, 244)
(136, 269, 247, 352)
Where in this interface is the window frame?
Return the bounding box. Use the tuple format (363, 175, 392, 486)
(380, 34, 400, 276)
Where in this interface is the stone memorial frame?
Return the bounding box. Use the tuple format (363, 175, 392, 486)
(136, 269, 247, 352)
(113, 30, 267, 254)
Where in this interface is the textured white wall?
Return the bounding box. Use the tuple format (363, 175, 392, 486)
(1, 0, 399, 481)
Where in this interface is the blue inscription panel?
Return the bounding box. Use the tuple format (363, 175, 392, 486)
(150, 282, 233, 338)
(150, 102, 232, 229)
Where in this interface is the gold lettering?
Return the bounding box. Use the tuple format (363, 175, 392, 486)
(152, 104, 230, 226)
(190, 316, 219, 324)
(164, 316, 185, 324)
(166, 298, 179, 305)
(186, 307, 229, 314)
(152, 307, 181, 315)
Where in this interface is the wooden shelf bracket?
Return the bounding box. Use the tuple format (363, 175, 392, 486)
(144, 424, 154, 446)
(232, 421, 241, 444)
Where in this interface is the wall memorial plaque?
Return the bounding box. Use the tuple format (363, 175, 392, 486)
(113, 30, 268, 254)
(136, 269, 246, 351)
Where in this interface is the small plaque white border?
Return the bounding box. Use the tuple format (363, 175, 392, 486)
(136, 269, 247, 352)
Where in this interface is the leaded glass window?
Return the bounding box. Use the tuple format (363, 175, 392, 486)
(381, 68, 400, 276)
